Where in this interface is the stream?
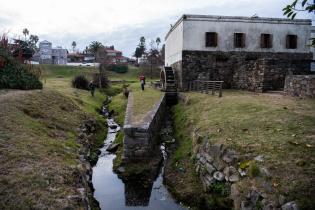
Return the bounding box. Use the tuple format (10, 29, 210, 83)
(92, 102, 186, 210)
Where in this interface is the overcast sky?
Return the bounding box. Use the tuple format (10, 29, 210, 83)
(0, 0, 314, 57)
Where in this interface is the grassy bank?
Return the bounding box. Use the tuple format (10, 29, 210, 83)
(167, 90, 315, 210)
(0, 65, 109, 209)
(0, 90, 95, 209)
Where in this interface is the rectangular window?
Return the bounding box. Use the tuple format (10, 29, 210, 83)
(286, 35, 297, 49)
(205, 32, 218, 47)
(234, 33, 245, 48)
(261, 34, 273, 48)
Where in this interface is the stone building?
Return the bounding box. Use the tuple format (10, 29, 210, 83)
(38, 40, 67, 65)
(165, 15, 313, 92)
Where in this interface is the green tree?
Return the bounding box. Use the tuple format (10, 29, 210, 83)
(89, 41, 104, 60)
(71, 41, 77, 53)
(89, 41, 104, 87)
(22, 28, 29, 40)
(29, 35, 39, 46)
(283, 0, 315, 46)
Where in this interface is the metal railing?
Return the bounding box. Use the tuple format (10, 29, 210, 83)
(189, 80, 223, 97)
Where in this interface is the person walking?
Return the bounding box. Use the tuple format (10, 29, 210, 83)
(139, 75, 145, 91)
(89, 81, 95, 97)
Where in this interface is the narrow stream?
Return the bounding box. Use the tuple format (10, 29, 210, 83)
(92, 103, 186, 210)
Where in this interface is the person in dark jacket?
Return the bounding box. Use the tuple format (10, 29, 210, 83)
(89, 81, 95, 97)
(139, 75, 145, 91)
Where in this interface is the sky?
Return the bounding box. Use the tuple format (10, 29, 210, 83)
(0, 0, 314, 57)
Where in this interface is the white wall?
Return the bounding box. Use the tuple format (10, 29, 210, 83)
(183, 18, 311, 53)
(165, 21, 183, 66)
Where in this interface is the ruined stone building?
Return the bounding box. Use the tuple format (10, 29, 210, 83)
(38, 40, 67, 65)
(165, 15, 313, 92)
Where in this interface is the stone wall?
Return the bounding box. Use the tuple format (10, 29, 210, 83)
(284, 75, 315, 98)
(122, 93, 166, 161)
(179, 51, 312, 92)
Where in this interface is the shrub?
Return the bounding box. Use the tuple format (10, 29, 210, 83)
(0, 50, 42, 90)
(71, 75, 89, 90)
(93, 63, 110, 88)
(248, 161, 261, 177)
(107, 64, 128, 73)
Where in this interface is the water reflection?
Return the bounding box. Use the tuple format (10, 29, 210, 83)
(92, 118, 186, 210)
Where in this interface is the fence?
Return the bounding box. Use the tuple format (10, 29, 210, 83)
(189, 80, 223, 97)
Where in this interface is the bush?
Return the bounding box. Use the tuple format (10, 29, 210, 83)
(71, 75, 89, 90)
(248, 161, 260, 177)
(0, 60, 42, 90)
(107, 64, 128, 73)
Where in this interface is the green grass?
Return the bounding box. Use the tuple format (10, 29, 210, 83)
(0, 90, 89, 209)
(128, 82, 163, 124)
(172, 90, 315, 209)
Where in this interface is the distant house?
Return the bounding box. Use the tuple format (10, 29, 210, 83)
(96, 46, 128, 64)
(38, 40, 67, 65)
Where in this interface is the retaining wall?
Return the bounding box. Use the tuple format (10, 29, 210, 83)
(284, 75, 315, 98)
(122, 92, 166, 161)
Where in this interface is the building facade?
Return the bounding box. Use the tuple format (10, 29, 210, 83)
(165, 15, 313, 91)
(38, 40, 67, 65)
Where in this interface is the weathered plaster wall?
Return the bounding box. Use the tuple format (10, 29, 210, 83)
(284, 75, 315, 98)
(183, 15, 311, 53)
(165, 21, 183, 66)
(123, 93, 166, 161)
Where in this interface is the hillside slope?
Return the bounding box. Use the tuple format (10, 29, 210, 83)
(0, 89, 101, 209)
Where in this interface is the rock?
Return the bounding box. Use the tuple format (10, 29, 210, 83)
(238, 168, 247, 177)
(117, 166, 125, 173)
(223, 166, 239, 182)
(199, 157, 206, 165)
(260, 167, 271, 178)
(213, 171, 225, 181)
(229, 174, 240, 182)
(281, 201, 298, 210)
(241, 200, 254, 210)
(106, 143, 120, 153)
(247, 190, 262, 206)
(254, 155, 264, 162)
(196, 164, 200, 173)
(205, 163, 216, 175)
(196, 153, 201, 160)
(204, 153, 214, 163)
(222, 149, 239, 164)
(208, 143, 225, 157)
(213, 158, 226, 171)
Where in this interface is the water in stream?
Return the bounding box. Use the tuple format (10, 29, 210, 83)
(92, 105, 186, 210)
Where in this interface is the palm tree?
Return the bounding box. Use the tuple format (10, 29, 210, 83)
(22, 28, 29, 40)
(89, 41, 104, 62)
(156, 37, 161, 50)
(71, 41, 77, 53)
(29, 35, 39, 46)
(89, 41, 104, 87)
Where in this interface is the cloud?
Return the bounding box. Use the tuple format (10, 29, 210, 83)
(0, 0, 313, 57)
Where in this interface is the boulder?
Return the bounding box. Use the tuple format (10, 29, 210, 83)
(281, 201, 298, 210)
(223, 166, 239, 182)
(205, 163, 216, 175)
(106, 143, 120, 153)
(222, 149, 239, 164)
(213, 171, 225, 181)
